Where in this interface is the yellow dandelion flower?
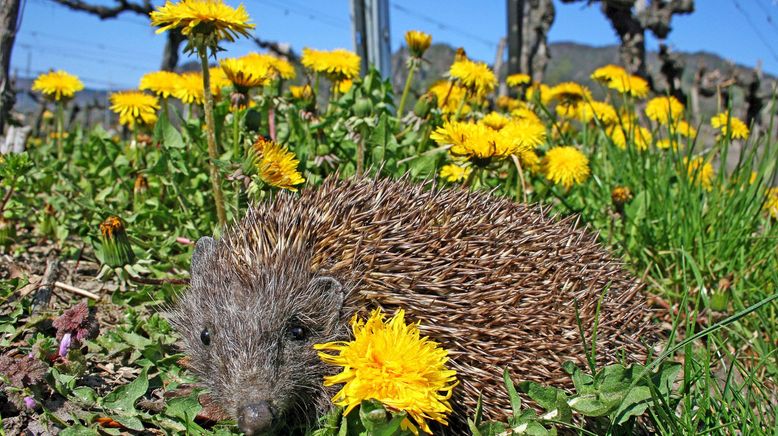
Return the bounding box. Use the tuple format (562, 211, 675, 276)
(481, 112, 509, 130)
(549, 82, 592, 104)
(301, 48, 361, 81)
(671, 119, 697, 137)
(711, 111, 749, 140)
(656, 138, 678, 150)
(510, 107, 542, 124)
(518, 148, 541, 173)
(139, 71, 180, 98)
(315, 309, 458, 435)
(428, 80, 470, 114)
(500, 120, 547, 151)
(337, 79, 353, 94)
(525, 83, 552, 105)
(685, 156, 715, 191)
(109, 91, 160, 127)
(251, 138, 305, 191)
(449, 58, 497, 97)
(149, 0, 254, 44)
(609, 74, 649, 99)
(591, 64, 627, 85)
(289, 84, 313, 100)
(506, 73, 531, 87)
(405, 30, 432, 58)
(173, 72, 204, 104)
(764, 187, 778, 219)
(220, 57, 268, 90)
(607, 123, 652, 151)
(578, 101, 617, 125)
(439, 163, 472, 182)
(32, 70, 84, 102)
(432, 121, 529, 162)
(242, 52, 296, 81)
(645, 96, 684, 124)
(543, 146, 590, 189)
(495, 95, 524, 111)
(209, 66, 231, 96)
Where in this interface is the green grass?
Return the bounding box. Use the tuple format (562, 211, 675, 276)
(1, 67, 776, 435)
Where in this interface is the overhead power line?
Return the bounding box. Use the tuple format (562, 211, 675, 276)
(21, 30, 158, 58)
(254, 0, 348, 30)
(17, 43, 152, 73)
(754, 0, 778, 36)
(390, 2, 497, 48)
(731, 0, 778, 63)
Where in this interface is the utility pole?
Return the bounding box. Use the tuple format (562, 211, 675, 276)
(507, 0, 524, 78)
(350, 0, 391, 78)
(351, 0, 369, 75)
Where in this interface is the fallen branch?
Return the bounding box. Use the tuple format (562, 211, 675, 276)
(54, 281, 100, 300)
(128, 275, 189, 286)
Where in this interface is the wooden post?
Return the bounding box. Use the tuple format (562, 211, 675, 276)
(0, 0, 21, 134)
(507, 0, 523, 79)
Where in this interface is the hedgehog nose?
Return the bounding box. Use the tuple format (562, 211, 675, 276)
(237, 401, 275, 435)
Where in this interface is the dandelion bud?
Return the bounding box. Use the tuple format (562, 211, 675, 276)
(230, 91, 248, 111)
(98, 216, 135, 268)
(405, 30, 432, 59)
(413, 92, 437, 118)
(455, 47, 467, 62)
(354, 97, 373, 118)
(364, 405, 388, 423)
(611, 186, 633, 209)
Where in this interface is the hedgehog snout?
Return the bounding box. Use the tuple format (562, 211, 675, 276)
(237, 401, 277, 435)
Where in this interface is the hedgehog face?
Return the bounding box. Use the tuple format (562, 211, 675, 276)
(170, 237, 347, 435)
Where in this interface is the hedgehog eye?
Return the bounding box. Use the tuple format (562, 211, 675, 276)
(288, 325, 307, 341)
(200, 328, 211, 346)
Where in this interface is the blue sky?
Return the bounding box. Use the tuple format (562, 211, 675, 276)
(11, 0, 778, 90)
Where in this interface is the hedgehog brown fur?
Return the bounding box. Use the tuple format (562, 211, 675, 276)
(171, 175, 656, 435)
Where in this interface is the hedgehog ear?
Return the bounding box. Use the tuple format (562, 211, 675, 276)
(309, 276, 344, 325)
(191, 237, 216, 281)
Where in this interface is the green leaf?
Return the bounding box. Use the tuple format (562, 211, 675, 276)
(102, 367, 148, 412)
(59, 425, 100, 436)
(612, 385, 652, 425)
(71, 386, 98, 407)
(155, 110, 185, 150)
(408, 153, 438, 179)
(567, 394, 612, 417)
(111, 414, 145, 431)
(368, 113, 399, 164)
(164, 391, 202, 422)
(503, 368, 522, 418)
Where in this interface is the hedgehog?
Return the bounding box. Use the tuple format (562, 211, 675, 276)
(169, 176, 655, 435)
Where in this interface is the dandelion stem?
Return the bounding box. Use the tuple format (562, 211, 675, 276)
(356, 131, 365, 176)
(56, 102, 64, 160)
(397, 62, 417, 119)
(198, 47, 228, 229)
(232, 108, 241, 158)
(268, 105, 277, 141)
(511, 154, 528, 203)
